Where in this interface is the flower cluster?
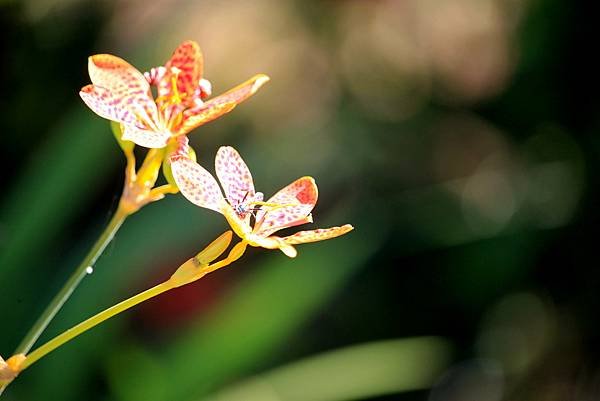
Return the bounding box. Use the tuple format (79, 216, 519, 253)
(80, 40, 353, 257)
(0, 40, 355, 394)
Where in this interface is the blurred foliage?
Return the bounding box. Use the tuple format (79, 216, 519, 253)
(199, 337, 451, 401)
(1, 0, 600, 400)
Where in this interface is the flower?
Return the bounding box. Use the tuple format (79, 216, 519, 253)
(170, 146, 353, 257)
(80, 41, 269, 149)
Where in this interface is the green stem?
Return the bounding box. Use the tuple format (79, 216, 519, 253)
(14, 206, 129, 356)
(20, 281, 174, 371)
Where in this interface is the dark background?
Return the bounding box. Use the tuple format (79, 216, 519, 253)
(1, 0, 600, 400)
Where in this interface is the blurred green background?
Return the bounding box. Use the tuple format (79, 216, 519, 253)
(1, 0, 599, 400)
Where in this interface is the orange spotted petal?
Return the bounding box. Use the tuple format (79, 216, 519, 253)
(279, 242, 298, 257)
(88, 55, 155, 108)
(171, 156, 225, 213)
(79, 84, 159, 130)
(158, 40, 204, 100)
(178, 74, 270, 135)
(261, 214, 314, 238)
(215, 146, 256, 208)
(89, 54, 147, 87)
(253, 235, 298, 258)
(80, 84, 139, 125)
(283, 225, 354, 245)
(254, 177, 318, 237)
(121, 123, 171, 149)
(83, 54, 160, 131)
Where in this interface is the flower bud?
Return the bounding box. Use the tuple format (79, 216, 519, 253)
(195, 231, 233, 265)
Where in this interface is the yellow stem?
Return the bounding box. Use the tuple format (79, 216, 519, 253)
(18, 240, 249, 373)
(20, 281, 175, 371)
(137, 148, 164, 184)
(125, 150, 136, 182)
(149, 184, 179, 200)
(119, 148, 167, 214)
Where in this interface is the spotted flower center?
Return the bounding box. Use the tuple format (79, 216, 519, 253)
(143, 66, 209, 135)
(228, 192, 301, 231)
(154, 69, 188, 132)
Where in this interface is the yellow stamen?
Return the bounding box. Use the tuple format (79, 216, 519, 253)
(153, 69, 189, 132)
(170, 74, 183, 104)
(168, 110, 184, 131)
(132, 111, 156, 132)
(250, 201, 299, 210)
